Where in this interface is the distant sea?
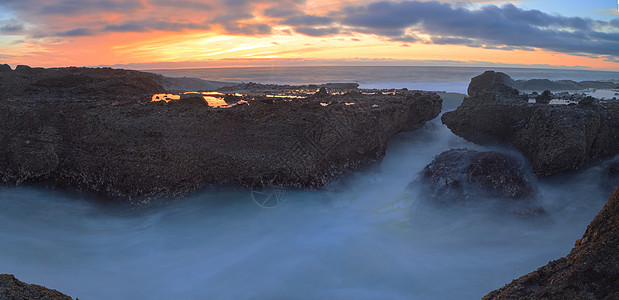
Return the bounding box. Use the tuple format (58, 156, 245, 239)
(148, 66, 619, 94)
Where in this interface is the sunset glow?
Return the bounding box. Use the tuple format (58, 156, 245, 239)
(1, 0, 618, 70)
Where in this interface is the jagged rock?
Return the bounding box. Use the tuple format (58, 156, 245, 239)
(0, 274, 72, 299)
(314, 87, 329, 96)
(467, 70, 516, 98)
(578, 96, 595, 106)
(535, 90, 552, 104)
(412, 149, 540, 213)
(1, 66, 166, 98)
(0, 64, 11, 72)
(484, 185, 619, 299)
(14, 65, 31, 72)
(0, 66, 442, 201)
(442, 72, 619, 177)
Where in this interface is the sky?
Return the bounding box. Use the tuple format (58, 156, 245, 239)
(1, 0, 618, 70)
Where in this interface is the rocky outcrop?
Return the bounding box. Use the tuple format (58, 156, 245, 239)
(0, 64, 11, 72)
(467, 70, 516, 97)
(468, 70, 619, 93)
(442, 71, 619, 177)
(0, 67, 441, 201)
(1, 66, 166, 100)
(411, 149, 542, 214)
(0, 274, 72, 299)
(484, 185, 619, 299)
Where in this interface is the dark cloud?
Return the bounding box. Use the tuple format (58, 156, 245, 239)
(40, 0, 144, 15)
(224, 23, 272, 35)
(295, 26, 340, 37)
(338, 1, 619, 57)
(430, 36, 473, 45)
(103, 23, 148, 33)
(282, 15, 333, 26)
(56, 28, 96, 37)
(263, 7, 303, 18)
(0, 20, 25, 34)
(149, 0, 212, 11)
(2, 0, 618, 60)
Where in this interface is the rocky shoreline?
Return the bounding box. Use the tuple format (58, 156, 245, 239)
(443, 71, 619, 177)
(1, 66, 617, 298)
(0, 274, 71, 300)
(484, 185, 619, 299)
(0, 65, 441, 201)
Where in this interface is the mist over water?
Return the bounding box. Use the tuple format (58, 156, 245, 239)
(0, 117, 611, 299)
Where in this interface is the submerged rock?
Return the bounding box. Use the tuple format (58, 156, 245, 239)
(0, 67, 442, 201)
(0, 274, 72, 299)
(412, 149, 541, 214)
(484, 185, 619, 299)
(442, 71, 619, 177)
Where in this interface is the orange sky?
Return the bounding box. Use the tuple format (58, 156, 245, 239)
(1, 0, 618, 70)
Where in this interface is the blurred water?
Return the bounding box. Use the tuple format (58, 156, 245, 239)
(0, 117, 611, 299)
(149, 66, 619, 94)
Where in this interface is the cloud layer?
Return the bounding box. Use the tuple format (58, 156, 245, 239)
(1, 0, 618, 59)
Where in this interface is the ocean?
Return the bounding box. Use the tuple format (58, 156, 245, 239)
(148, 66, 619, 94)
(1, 66, 617, 299)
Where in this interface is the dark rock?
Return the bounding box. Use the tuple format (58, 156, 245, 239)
(0, 66, 166, 98)
(535, 90, 552, 104)
(467, 70, 516, 97)
(579, 81, 617, 89)
(14, 65, 32, 72)
(0, 66, 442, 201)
(0, 274, 72, 299)
(322, 83, 359, 89)
(0, 64, 12, 72)
(223, 94, 240, 104)
(513, 79, 582, 91)
(314, 87, 329, 96)
(413, 149, 538, 210)
(578, 95, 595, 106)
(511, 78, 618, 91)
(483, 185, 619, 299)
(178, 93, 207, 106)
(442, 72, 619, 177)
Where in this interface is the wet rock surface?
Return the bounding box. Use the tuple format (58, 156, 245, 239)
(442, 71, 619, 177)
(0, 66, 441, 201)
(412, 148, 542, 214)
(0, 274, 72, 300)
(484, 185, 619, 299)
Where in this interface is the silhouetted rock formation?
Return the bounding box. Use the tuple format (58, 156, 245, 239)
(0, 66, 441, 201)
(484, 185, 619, 299)
(442, 71, 619, 177)
(467, 70, 516, 97)
(467, 70, 619, 92)
(0, 64, 11, 72)
(0, 274, 72, 300)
